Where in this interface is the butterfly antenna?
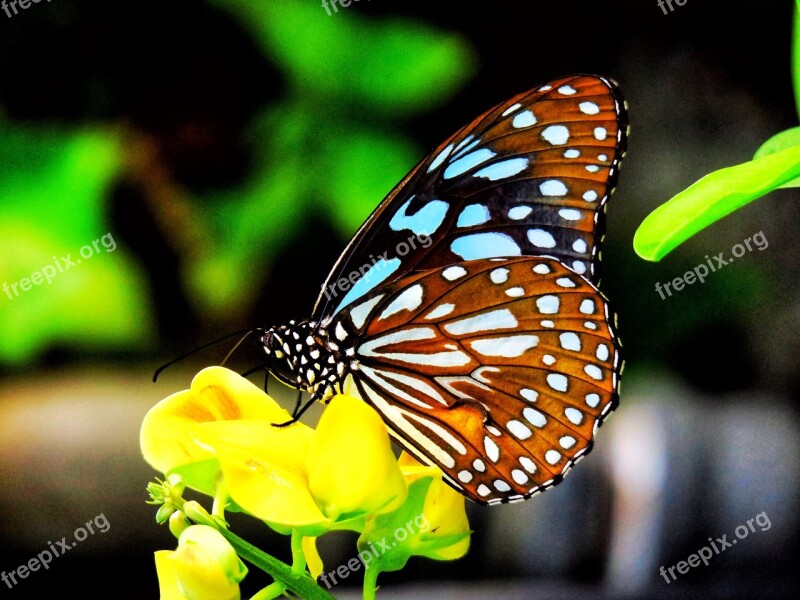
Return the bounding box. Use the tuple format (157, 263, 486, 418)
(221, 330, 256, 367)
(152, 328, 261, 382)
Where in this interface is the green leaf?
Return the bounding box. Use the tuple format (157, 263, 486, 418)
(212, 0, 475, 114)
(0, 126, 151, 364)
(794, 0, 800, 119)
(633, 146, 800, 261)
(753, 126, 800, 187)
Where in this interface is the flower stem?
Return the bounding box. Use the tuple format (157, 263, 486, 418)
(291, 530, 307, 575)
(216, 527, 335, 600)
(363, 565, 380, 600)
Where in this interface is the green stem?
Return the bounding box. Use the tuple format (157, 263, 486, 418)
(291, 530, 307, 575)
(216, 527, 335, 600)
(212, 482, 229, 518)
(250, 582, 287, 600)
(363, 565, 380, 600)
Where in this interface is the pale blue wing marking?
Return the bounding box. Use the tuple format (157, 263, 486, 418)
(389, 197, 449, 236)
(334, 258, 402, 315)
(450, 233, 522, 260)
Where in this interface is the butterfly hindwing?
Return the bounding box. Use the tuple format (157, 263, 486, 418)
(313, 75, 628, 320)
(330, 257, 621, 504)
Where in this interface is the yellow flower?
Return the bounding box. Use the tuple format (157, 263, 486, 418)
(397, 452, 471, 560)
(141, 367, 407, 535)
(155, 525, 247, 600)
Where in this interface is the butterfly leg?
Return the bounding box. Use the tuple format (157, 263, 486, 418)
(272, 390, 322, 428)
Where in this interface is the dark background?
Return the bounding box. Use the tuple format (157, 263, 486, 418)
(1, 0, 798, 598)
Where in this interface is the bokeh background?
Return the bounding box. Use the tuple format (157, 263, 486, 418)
(1, 0, 799, 598)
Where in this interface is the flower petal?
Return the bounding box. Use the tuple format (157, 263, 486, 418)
(193, 420, 330, 533)
(308, 395, 407, 521)
(302, 536, 324, 580)
(165, 525, 247, 600)
(141, 367, 291, 474)
(154, 550, 187, 600)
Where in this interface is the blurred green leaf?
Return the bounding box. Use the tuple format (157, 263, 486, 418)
(794, 0, 800, 118)
(0, 126, 152, 363)
(186, 0, 475, 317)
(633, 146, 800, 261)
(214, 0, 476, 114)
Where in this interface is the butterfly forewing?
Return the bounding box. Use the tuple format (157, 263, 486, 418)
(313, 75, 628, 320)
(332, 257, 621, 504)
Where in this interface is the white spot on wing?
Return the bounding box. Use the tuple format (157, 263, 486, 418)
(424, 303, 455, 320)
(559, 332, 581, 351)
(547, 373, 568, 392)
(585, 393, 600, 408)
(512, 469, 529, 484)
(502, 102, 522, 116)
(443, 266, 468, 281)
(507, 420, 532, 440)
(528, 229, 557, 248)
(520, 388, 538, 402)
(494, 480, 511, 492)
(579, 101, 600, 115)
(559, 209, 582, 221)
(380, 284, 424, 320)
(565, 407, 584, 425)
(585, 364, 603, 380)
(580, 299, 595, 314)
(512, 110, 537, 128)
(541, 180, 568, 196)
(484, 436, 500, 462)
(349, 295, 385, 329)
(542, 125, 570, 145)
(558, 85, 577, 95)
(524, 407, 546, 427)
(444, 308, 518, 336)
(594, 127, 608, 141)
(508, 205, 533, 220)
(490, 268, 509, 284)
(536, 295, 559, 314)
(470, 335, 539, 358)
(545, 449, 561, 465)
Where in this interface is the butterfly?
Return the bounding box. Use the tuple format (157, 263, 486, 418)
(259, 74, 627, 504)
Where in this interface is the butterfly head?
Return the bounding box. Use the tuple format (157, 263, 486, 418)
(259, 320, 344, 395)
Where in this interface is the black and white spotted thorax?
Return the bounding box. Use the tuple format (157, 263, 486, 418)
(259, 319, 354, 397)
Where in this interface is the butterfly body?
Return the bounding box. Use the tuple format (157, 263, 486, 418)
(260, 75, 628, 504)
